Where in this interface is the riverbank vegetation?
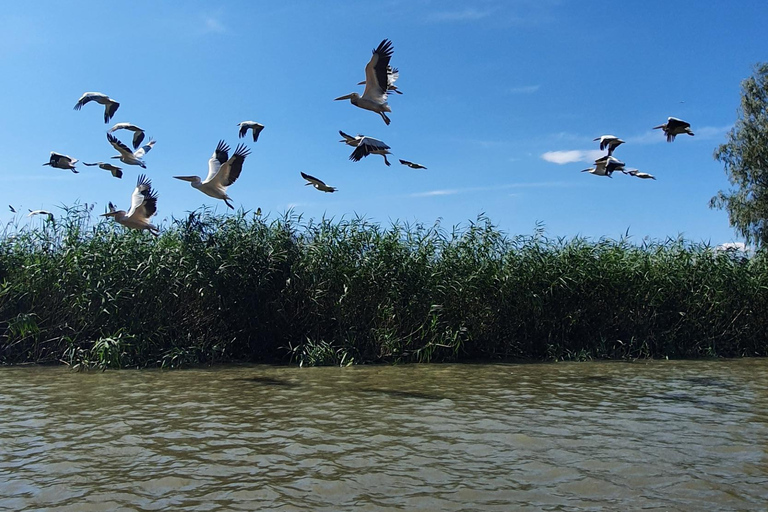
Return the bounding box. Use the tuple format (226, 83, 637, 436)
(1, 206, 766, 369)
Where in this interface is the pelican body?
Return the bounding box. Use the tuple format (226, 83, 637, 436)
(43, 152, 78, 173)
(582, 156, 625, 177)
(101, 174, 159, 236)
(653, 117, 694, 142)
(623, 169, 656, 180)
(301, 172, 337, 193)
(339, 130, 392, 166)
(73, 92, 120, 123)
(399, 159, 427, 169)
(108, 133, 155, 168)
(109, 123, 146, 149)
(173, 140, 251, 209)
(335, 39, 394, 125)
(237, 121, 265, 142)
(83, 161, 123, 179)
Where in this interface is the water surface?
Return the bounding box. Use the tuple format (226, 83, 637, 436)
(1, 360, 767, 510)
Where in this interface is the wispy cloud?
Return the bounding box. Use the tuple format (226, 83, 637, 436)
(695, 124, 733, 140)
(428, 8, 492, 22)
(410, 181, 575, 198)
(541, 149, 604, 165)
(202, 16, 225, 33)
(507, 85, 540, 95)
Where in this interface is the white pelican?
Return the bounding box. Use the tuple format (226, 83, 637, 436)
(653, 117, 694, 142)
(301, 172, 337, 193)
(73, 92, 120, 123)
(593, 135, 624, 155)
(237, 121, 265, 142)
(339, 131, 392, 166)
(623, 169, 656, 180)
(28, 209, 55, 222)
(582, 156, 625, 177)
(83, 161, 123, 179)
(399, 159, 427, 169)
(108, 123, 146, 149)
(101, 174, 159, 236)
(107, 133, 155, 168)
(43, 152, 78, 173)
(173, 140, 251, 209)
(335, 39, 394, 125)
(358, 66, 403, 95)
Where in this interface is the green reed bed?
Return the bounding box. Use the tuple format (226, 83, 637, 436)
(1, 206, 766, 368)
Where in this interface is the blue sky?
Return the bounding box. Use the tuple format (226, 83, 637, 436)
(2, 1, 767, 245)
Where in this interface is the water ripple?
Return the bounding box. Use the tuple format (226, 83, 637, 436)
(1, 360, 767, 510)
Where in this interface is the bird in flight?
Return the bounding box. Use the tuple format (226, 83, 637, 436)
(173, 140, 251, 209)
(73, 92, 120, 123)
(335, 39, 395, 125)
(339, 131, 392, 166)
(83, 161, 123, 179)
(43, 152, 78, 173)
(301, 172, 337, 193)
(399, 159, 427, 169)
(101, 174, 159, 236)
(107, 133, 156, 168)
(653, 117, 694, 142)
(108, 123, 146, 150)
(237, 121, 265, 142)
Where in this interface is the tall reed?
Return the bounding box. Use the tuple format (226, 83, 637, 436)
(1, 205, 765, 368)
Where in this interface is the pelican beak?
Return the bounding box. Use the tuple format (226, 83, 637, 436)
(173, 176, 197, 182)
(101, 212, 117, 217)
(356, 80, 365, 85)
(334, 94, 354, 101)
(580, 169, 590, 173)
(652, 124, 665, 130)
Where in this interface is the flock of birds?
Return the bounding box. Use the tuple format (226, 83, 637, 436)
(34, 39, 430, 236)
(33, 38, 694, 235)
(583, 117, 695, 179)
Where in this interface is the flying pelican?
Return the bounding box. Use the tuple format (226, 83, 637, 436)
(43, 152, 78, 173)
(9, 205, 16, 213)
(301, 172, 337, 193)
(73, 92, 120, 123)
(357, 65, 403, 95)
(237, 121, 265, 142)
(623, 169, 656, 180)
(83, 161, 123, 179)
(653, 117, 694, 142)
(107, 133, 155, 168)
(28, 209, 55, 222)
(101, 174, 159, 236)
(335, 39, 394, 125)
(108, 123, 146, 149)
(399, 159, 427, 169)
(173, 140, 251, 209)
(582, 156, 625, 177)
(339, 131, 392, 166)
(593, 135, 624, 155)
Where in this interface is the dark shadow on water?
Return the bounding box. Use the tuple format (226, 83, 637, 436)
(358, 387, 444, 401)
(234, 376, 300, 387)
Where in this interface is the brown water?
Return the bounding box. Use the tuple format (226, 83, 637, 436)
(1, 360, 767, 511)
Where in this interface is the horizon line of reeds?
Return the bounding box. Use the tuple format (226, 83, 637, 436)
(1, 204, 765, 369)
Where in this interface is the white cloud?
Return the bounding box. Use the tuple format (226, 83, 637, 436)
(541, 149, 604, 165)
(694, 124, 733, 140)
(428, 8, 492, 22)
(410, 189, 459, 197)
(410, 181, 575, 198)
(199, 14, 226, 34)
(507, 85, 540, 94)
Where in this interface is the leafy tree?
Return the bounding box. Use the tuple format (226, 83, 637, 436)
(711, 62, 768, 249)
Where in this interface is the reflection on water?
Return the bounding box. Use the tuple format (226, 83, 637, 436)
(1, 360, 767, 511)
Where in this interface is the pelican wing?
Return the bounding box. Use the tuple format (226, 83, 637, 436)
(213, 144, 251, 187)
(350, 136, 390, 162)
(301, 171, 326, 187)
(107, 133, 134, 158)
(667, 117, 690, 130)
(204, 140, 231, 183)
(128, 174, 157, 220)
(73, 92, 107, 110)
(132, 130, 146, 150)
(362, 39, 393, 102)
(133, 139, 155, 158)
(238, 124, 250, 139)
(103, 101, 120, 123)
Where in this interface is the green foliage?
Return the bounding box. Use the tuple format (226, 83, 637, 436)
(1, 204, 767, 368)
(711, 62, 768, 248)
